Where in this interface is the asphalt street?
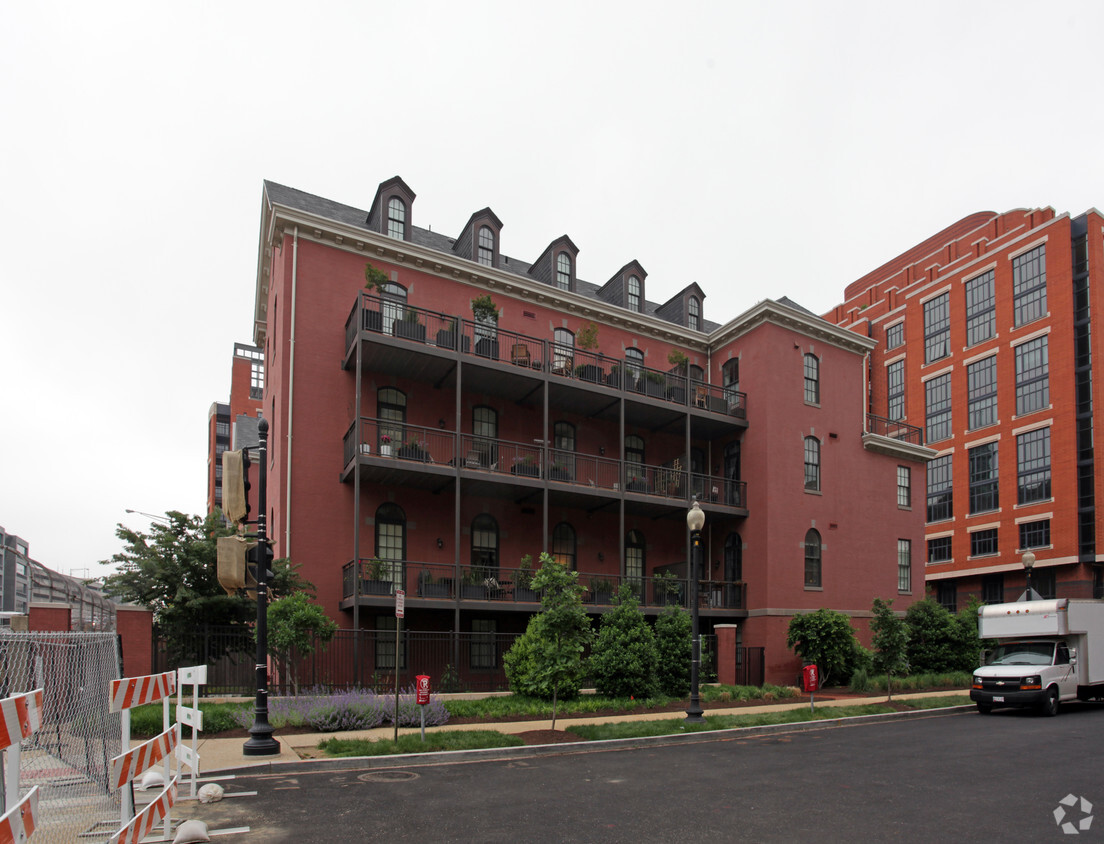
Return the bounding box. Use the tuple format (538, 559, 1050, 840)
(186, 703, 1104, 842)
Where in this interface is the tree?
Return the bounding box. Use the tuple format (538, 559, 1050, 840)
(786, 609, 859, 687)
(266, 592, 338, 695)
(502, 554, 593, 729)
(101, 510, 306, 663)
(589, 584, 658, 698)
(870, 598, 909, 700)
(904, 599, 958, 673)
(653, 606, 692, 697)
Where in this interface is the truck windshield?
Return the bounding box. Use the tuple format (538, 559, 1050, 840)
(987, 642, 1055, 666)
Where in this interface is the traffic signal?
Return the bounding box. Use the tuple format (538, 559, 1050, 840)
(221, 449, 251, 523)
(216, 535, 257, 595)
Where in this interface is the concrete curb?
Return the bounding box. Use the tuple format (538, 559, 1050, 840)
(211, 704, 975, 777)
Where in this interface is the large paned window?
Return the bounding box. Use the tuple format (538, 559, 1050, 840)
(1019, 519, 1051, 549)
(937, 581, 957, 612)
(1033, 569, 1056, 600)
(927, 454, 953, 522)
(982, 574, 1004, 604)
(1017, 427, 1051, 504)
(380, 281, 407, 336)
(378, 388, 406, 449)
(555, 253, 572, 290)
(967, 356, 997, 430)
(968, 443, 999, 514)
(552, 522, 576, 571)
(964, 271, 995, 347)
(477, 226, 495, 267)
(925, 373, 952, 443)
(923, 293, 950, 364)
(886, 322, 904, 350)
(898, 539, 911, 592)
(897, 466, 911, 508)
(928, 536, 952, 563)
(722, 358, 740, 409)
(1015, 336, 1049, 416)
(688, 297, 701, 331)
(625, 347, 645, 386)
(553, 328, 574, 374)
(626, 530, 645, 582)
(804, 529, 822, 588)
(387, 197, 405, 240)
(375, 502, 406, 590)
(627, 276, 641, 312)
(1013, 244, 1047, 327)
(887, 360, 905, 420)
(471, 514, 499, 577)
(472, 406, 497, 468)
(804, 437, 820, 491)
(970, 528, 998, 557)
(470, 619, 497, 669)
(803, 354, 820, 404)
(375, 617, 406, 669)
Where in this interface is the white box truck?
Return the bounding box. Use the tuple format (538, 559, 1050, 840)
(971, 598, 1104, 715)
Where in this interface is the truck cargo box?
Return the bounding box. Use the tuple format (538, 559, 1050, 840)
(978, 599, 1070, 638)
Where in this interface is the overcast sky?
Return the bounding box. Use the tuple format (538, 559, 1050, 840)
(2, 1, 1102, 577)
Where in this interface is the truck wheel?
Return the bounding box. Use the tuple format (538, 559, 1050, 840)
(1040, 687, 1059, 717)
(976, 704, 992, 715)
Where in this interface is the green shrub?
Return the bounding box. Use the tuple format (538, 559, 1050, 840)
(849, 667, 870, 694)
(905, 600, 980, 673)
(653, 607, 691, 697)
(786, 609, 860, 687)
(589, 585, 658, 698)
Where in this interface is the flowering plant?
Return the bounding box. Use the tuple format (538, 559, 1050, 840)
(380, 435, 392, 444)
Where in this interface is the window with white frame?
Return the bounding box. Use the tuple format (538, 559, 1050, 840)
(387, 197, 405, 240)
(803, 354, 820, 404)
(1013, 245, 1047, 327)
(897, 466, 911, 508)
(804, 437, 820, 491)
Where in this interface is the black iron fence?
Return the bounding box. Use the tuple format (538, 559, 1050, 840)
(153, 627, 764, 697)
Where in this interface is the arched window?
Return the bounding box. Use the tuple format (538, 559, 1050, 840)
(555, 253, 572, 291)
(387, 197, 405, 240)
(381, 281, 407, 337)
(378, 388, 406, 449)
(724, 533, 742, 607)
(804, 437, 820, 491)
(688, 296, 701, 331)
(553, 328, 574, 374)
(804, 354, 820, 404)
(627, 276, 641, 312)
(375, 503, 406, 590)
(552, 522, 576, 570)
(625, 347, 644, 388)
(804, 529, 822, 588)
(471, 514, 499, 577)
(477, 226, 495, 267)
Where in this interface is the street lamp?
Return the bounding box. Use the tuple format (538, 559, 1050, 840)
(686, 500, 706, 723)
(1022, 551, 1036, 601)
(125, 509, 170, 524)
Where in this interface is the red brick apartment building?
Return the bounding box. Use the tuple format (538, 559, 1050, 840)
(231, 176, 932, 686)
(827, 207, 1104, 610)
(207, 343, 264, 513)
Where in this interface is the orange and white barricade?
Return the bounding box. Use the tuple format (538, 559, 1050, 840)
(0, 689, 43, 844)
(109, 672, 176, 833)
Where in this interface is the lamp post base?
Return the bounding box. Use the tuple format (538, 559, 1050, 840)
(243, 722, 281, 756)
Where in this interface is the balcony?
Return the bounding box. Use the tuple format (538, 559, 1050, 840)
(341, 417, 748, 515)
(862, 413, 937, 462)
(340, 559, 746, 613)
(342, 293, 748, 429)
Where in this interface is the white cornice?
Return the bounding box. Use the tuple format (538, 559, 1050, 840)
(710, 299, 876, 356)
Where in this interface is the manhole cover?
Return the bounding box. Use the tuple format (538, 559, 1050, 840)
(357, 771, 420, 783)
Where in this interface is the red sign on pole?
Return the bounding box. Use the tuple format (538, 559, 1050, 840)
(395, 589, 405, 619)
(802, 664, 819, 693)
(416, 675, 430, 705)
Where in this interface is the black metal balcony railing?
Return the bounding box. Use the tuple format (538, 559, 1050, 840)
(341, 559, 746, 611)
(865, 413, 924, 446)
(346, 293, 748, 418)
(343, 417, 747, 506)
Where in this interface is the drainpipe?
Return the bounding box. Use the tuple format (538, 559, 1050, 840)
(285, 227, 299, 554)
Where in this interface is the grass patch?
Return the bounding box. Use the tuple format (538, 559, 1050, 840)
(129, 702, 249, 738)
(443, 693, 676, 720)
(318, 730, 524, 757)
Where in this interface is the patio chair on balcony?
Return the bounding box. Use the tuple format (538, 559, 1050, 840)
(510, 344, 531, 367)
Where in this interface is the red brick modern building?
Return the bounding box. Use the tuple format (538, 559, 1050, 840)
(239, 176, 932, 686)
(827, 207, 1104, 609)
(206, 343, 264, 513)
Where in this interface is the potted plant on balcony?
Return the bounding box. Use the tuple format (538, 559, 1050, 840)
(626, 472, 649, 493)
(398, 435, 429, 462)
(460, 567, 487, 600)
(653, 570, 682, 606)
(418, 570, 451, 599)
(361, 558, 393, 595)
(548, 460, 572, 482)
(589, 577, 614, 605)
(644, 369, 667, 399)
(666, 349, 689, 403)
(393, 306, 427, 343)
(573, 322, 604, 383)
(511, 455, 540, 478)
(515, 554, 540, 602)
(362, 262, 387, 332)
(378, 434, 392, 457)
(471, 294, 500, 360)
(435, 316, 469, 352)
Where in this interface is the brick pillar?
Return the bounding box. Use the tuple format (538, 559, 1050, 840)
(28, 603, 72, 632)
(116, 606, 155, 678)
(715, 624, 739, 686)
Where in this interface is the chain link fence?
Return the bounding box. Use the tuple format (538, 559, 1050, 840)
(0, 631, 121, 843)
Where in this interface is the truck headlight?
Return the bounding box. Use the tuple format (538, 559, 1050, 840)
(1020, 676, 1042, 690)
(972, 676, 983, 689)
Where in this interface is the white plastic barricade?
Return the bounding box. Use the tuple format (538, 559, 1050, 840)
(109, 672, 175, 832)
(0, 689, 43, 843)
(175, 666, 207, 798)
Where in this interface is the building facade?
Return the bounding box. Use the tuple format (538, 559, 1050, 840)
(827, 207, 1104, 609)
(207, 343, 264, 513)
(245, 177, 932, 686)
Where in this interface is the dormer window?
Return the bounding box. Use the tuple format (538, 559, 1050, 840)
(555, 253, 572, 291)
(627, 276, 641, 312)
(478, 226, 495, 267)
(688, 296, 701, 331)
(387, 198, 406, 239)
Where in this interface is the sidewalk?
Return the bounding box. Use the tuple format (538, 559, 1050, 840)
(194, 689, 969, 773)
